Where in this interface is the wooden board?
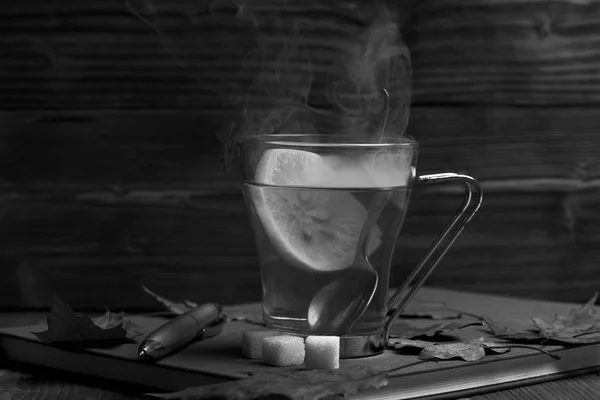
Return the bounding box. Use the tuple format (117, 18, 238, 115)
(404, 0, 600, 105)
(1, 106, 599, 309)
(2, 0, 600, 309)
(1, 106, 599, 187)
(2, 0, 600, 110)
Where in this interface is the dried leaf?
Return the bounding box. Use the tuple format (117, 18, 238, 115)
(481, 343, 511, 355)
(184, 300, 199, 308)
(388, 338, 433, 351)
(531, 292, 600, 344)
(420, 339, 486, 362)
(142, 285, 197, 315)
(388, 321, 481, 339)
(225, 312, 265, 326)
(32, 297, 136, 344)
(92, 311, 123, 329)
(484, 293, 600, 345)
(392, 300, 462, 320)
(482, 317, 542, 342)
(122, 319, 145, 339)
(564, 292, 600, 325)
(142, 286, 266, 326)
(93, 311, 144, 340)
(389, 337, 510, 362)
(150, 365, 388, 400)
(532, 318, 600, 344)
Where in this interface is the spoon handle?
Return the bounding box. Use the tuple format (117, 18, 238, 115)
(383, 173, 483, 344)
(355, 190, 390, 265)
(338, 191, 390, 333)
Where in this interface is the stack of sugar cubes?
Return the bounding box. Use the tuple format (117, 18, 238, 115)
(242, 328, 340, 369)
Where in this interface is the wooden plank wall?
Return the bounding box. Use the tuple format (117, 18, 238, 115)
(1, 0, 599, 310)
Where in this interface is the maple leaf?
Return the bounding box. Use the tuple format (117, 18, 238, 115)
(388, 321, 481, 339)
(532, 317, 600, 344)
(225, 312, 265, 326)
(142, 286, 265, 326)
(389, 337, 561, 362)
(484, 293, 600, 345)
(142, 285, 197, 315)
(389, 337, 510, 362)
(32, 297, 139, 344)
(482, 317, 542, 342)
(150, 365, 388, 400)
(390, 300, 462, 320)
(93, 311, 144, 340)
(531, 292, 600, 344)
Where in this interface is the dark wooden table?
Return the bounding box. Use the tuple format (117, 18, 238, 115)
(2, 314, 600, 400)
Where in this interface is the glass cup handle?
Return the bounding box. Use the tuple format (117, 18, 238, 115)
(383, 173, 484, 344)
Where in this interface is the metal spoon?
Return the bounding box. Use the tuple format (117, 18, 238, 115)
(306, 88, 393, 335)
(379, 88, 390, 143)
(306, 192, 389, 335)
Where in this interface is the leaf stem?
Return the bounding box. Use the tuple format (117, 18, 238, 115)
(572, 329, 600, 338)
(386, 360, 433, 377)
(454, 310, 486, 321)
(485, 345, 561, 361)
(458, 322, 485, 329)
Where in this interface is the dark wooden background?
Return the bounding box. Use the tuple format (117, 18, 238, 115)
(1, 0, 599, 311)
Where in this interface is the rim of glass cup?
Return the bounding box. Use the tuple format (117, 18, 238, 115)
(239, 133, 419, 150)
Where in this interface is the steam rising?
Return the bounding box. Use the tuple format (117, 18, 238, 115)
(223, 0, 412, 158)
(127, 0, 412, 169)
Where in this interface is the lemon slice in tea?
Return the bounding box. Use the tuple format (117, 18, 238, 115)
(250, 148, 382, 273)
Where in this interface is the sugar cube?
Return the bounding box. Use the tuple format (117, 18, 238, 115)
(241, 329, 280, 359)
(262, 335, 305, 367)
(304, 336, 340, 370)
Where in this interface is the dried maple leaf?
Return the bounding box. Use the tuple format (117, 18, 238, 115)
(566, 292, 600, 325)
(532, 317, 600, 344)
(389, 337, 510, 362)
(225, 312, 265, 326)
(150, 365, 388, 400)
(142, 285, 197, 315)
(32, 297, 138, 344)
(484, 293, 600, 345)
(389, 338, 438, 351)
(142, 286, 265, 326)
(531, 292, 600, 344)
(420, 340, 486, 361)
(482, 317, 542, 342)
(93, 311, 144, 340)
(388, 321, 481, 339)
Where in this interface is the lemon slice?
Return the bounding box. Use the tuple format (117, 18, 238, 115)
(249, 148, 382, 273)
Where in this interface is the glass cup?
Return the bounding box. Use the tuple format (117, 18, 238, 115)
(238, 134, 483, 358)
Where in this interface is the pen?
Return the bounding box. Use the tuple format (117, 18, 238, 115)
(137, 303, 225, 360)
